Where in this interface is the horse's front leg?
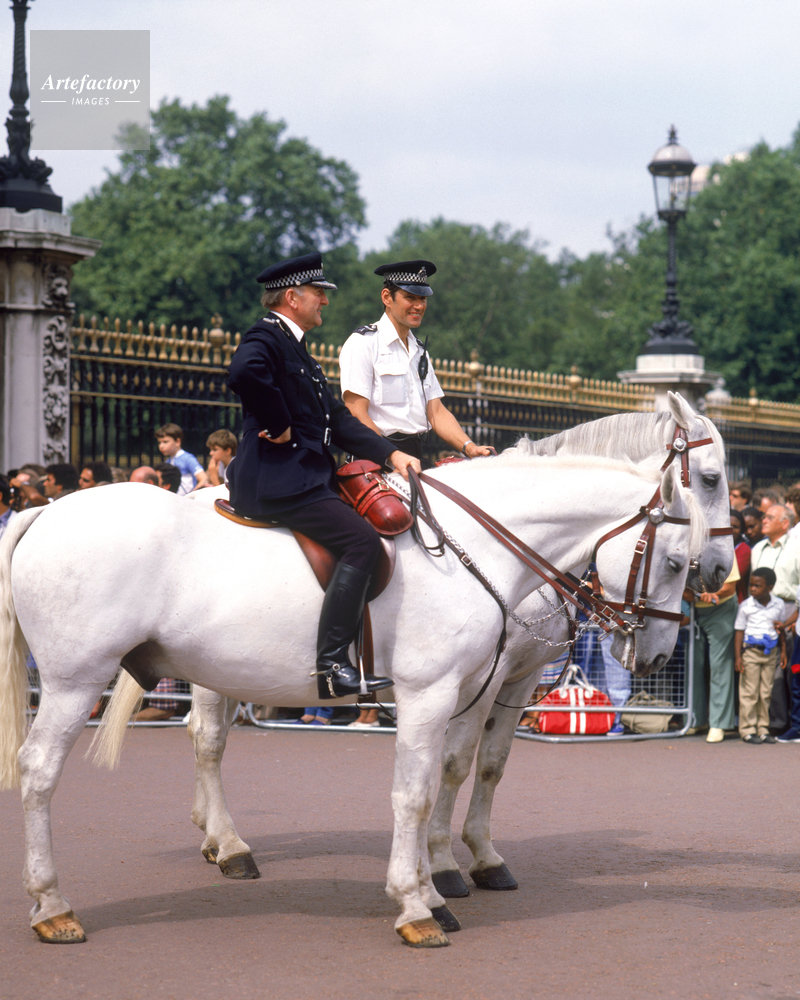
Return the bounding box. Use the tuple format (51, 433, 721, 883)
(462, 670, 547, 890)
(20, 679, 110, 943)
(386, 683, 459, 948)
(428, 709, 490, 899)
(188, 686, 260, 879)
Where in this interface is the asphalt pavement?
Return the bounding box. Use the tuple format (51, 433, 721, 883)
(1, 725, 799, 1000)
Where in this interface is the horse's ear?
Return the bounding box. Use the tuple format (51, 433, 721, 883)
(661, 462, 679, 508)
(667, 391, 696, 431)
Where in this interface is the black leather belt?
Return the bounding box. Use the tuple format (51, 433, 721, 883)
(386, 432, 425, 461)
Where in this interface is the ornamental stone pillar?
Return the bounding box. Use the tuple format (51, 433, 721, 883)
(0, 1, 101, 470)
(0, 207, 100, 469)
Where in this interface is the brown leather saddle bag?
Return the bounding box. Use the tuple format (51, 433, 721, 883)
(335, 460, 413, 536)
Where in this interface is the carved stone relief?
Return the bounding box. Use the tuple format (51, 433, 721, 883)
(41, 268, 74, 463)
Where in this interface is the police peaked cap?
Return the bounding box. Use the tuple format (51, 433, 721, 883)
(375, 260, 436, 297)
(256, 252, 337, 290)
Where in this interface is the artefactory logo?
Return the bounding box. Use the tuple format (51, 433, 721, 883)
(30, 30, 150, 151)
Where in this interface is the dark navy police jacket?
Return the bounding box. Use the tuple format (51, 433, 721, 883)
(227, 313, 395, 517)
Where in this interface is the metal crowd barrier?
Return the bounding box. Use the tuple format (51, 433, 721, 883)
(517, 620, 694, 743)
(26, 677, 195, 728)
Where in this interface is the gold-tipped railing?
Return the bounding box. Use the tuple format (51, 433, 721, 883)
(70, 316, 800, 427)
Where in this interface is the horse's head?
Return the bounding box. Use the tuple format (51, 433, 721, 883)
(598, 461, 706, 677)
(667, 391, 733, 593)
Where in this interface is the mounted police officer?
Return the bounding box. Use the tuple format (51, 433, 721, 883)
(227, 252, 420, 699)
(338, 260, 495, 462)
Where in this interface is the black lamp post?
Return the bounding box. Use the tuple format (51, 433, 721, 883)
(0, 0, 61, 212)
(641, 126, 696, 355)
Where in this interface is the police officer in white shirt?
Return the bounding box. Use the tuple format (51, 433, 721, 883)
(339, 260, 494, 462)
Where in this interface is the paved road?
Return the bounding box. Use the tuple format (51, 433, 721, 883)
(1, 726, 799, 1000)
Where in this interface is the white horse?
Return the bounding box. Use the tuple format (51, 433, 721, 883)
(427, 392, 734, 896)
(174, 393, 732, 900)
(0, 452, 705, 947)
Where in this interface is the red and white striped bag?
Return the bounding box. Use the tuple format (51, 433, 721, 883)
(538, 664, 614, 735)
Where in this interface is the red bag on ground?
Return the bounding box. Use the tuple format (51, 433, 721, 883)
(538, 664, 615, 735)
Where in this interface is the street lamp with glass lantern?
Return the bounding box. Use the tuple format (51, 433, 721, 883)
(642, 125, 697, 355)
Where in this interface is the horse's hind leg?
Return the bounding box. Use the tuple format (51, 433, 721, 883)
(188, 686, 259, 879)
(20, 679, 109, 943)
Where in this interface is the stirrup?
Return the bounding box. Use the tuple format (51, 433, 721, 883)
(314, 664, 392, 700)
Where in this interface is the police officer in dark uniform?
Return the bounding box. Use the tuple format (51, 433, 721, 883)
(227, 252, 420, 699)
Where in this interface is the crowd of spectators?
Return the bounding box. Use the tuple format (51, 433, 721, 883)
(681, 479, 800, 744)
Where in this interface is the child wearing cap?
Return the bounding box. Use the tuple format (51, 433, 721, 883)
(734, 567, 786, 743)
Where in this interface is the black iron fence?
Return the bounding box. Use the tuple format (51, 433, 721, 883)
(70, 315, 800, 486)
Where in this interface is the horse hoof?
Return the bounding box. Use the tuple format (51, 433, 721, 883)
(397, 917, 450, 948)
(33, 911, 86, 944)
(430, 905, 461, 932)
(201, 845, 219, 864)
(470, 863, 518, 891)
(432, 869, 470, 898)
(218, 852, 261, 879)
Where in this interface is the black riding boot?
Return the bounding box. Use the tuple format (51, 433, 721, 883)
(315, 562, 393, 700)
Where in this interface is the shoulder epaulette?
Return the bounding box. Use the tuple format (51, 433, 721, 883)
(354, 323, 378, 336)
(261, 314, 291, 336)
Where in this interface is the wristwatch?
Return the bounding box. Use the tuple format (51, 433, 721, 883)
(461, 440, 473, 456)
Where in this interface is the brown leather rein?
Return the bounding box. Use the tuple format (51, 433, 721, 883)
(408, 469, 687, 636)
(403, 423, 729, 718)
(406, 424, 731, 637)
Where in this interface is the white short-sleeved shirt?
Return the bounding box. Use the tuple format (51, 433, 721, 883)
(168, 448, 203, 496)
(734, 592, 785, 641)
(338, 313, 444, 436)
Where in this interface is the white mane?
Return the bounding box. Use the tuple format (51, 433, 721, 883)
(388, 448, 708, 558)
(508, 408, 725, 466)
(427, 449, 662, 482)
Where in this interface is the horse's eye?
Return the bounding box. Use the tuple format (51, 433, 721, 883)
(701, 474, 719, 489)
(667, 557, 684, 574)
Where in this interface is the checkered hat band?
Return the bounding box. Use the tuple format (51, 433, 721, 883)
(262, 267, 326, 289)
(385, 270, 429, 284)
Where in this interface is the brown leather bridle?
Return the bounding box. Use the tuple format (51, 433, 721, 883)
(587, 483, 690, 630)
(408, 424, 730, 635)
(661, 424, 734, 539)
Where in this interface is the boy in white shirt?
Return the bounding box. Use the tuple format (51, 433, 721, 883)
(734, 567, 786, 744)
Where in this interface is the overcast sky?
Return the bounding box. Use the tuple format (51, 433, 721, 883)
(4, 0, 800, 261)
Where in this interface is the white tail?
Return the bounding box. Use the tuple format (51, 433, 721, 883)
(87, 668, 145, 770)
(0, 508, 47, 789)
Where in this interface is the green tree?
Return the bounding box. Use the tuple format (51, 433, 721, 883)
(69, 96, 366, 331)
